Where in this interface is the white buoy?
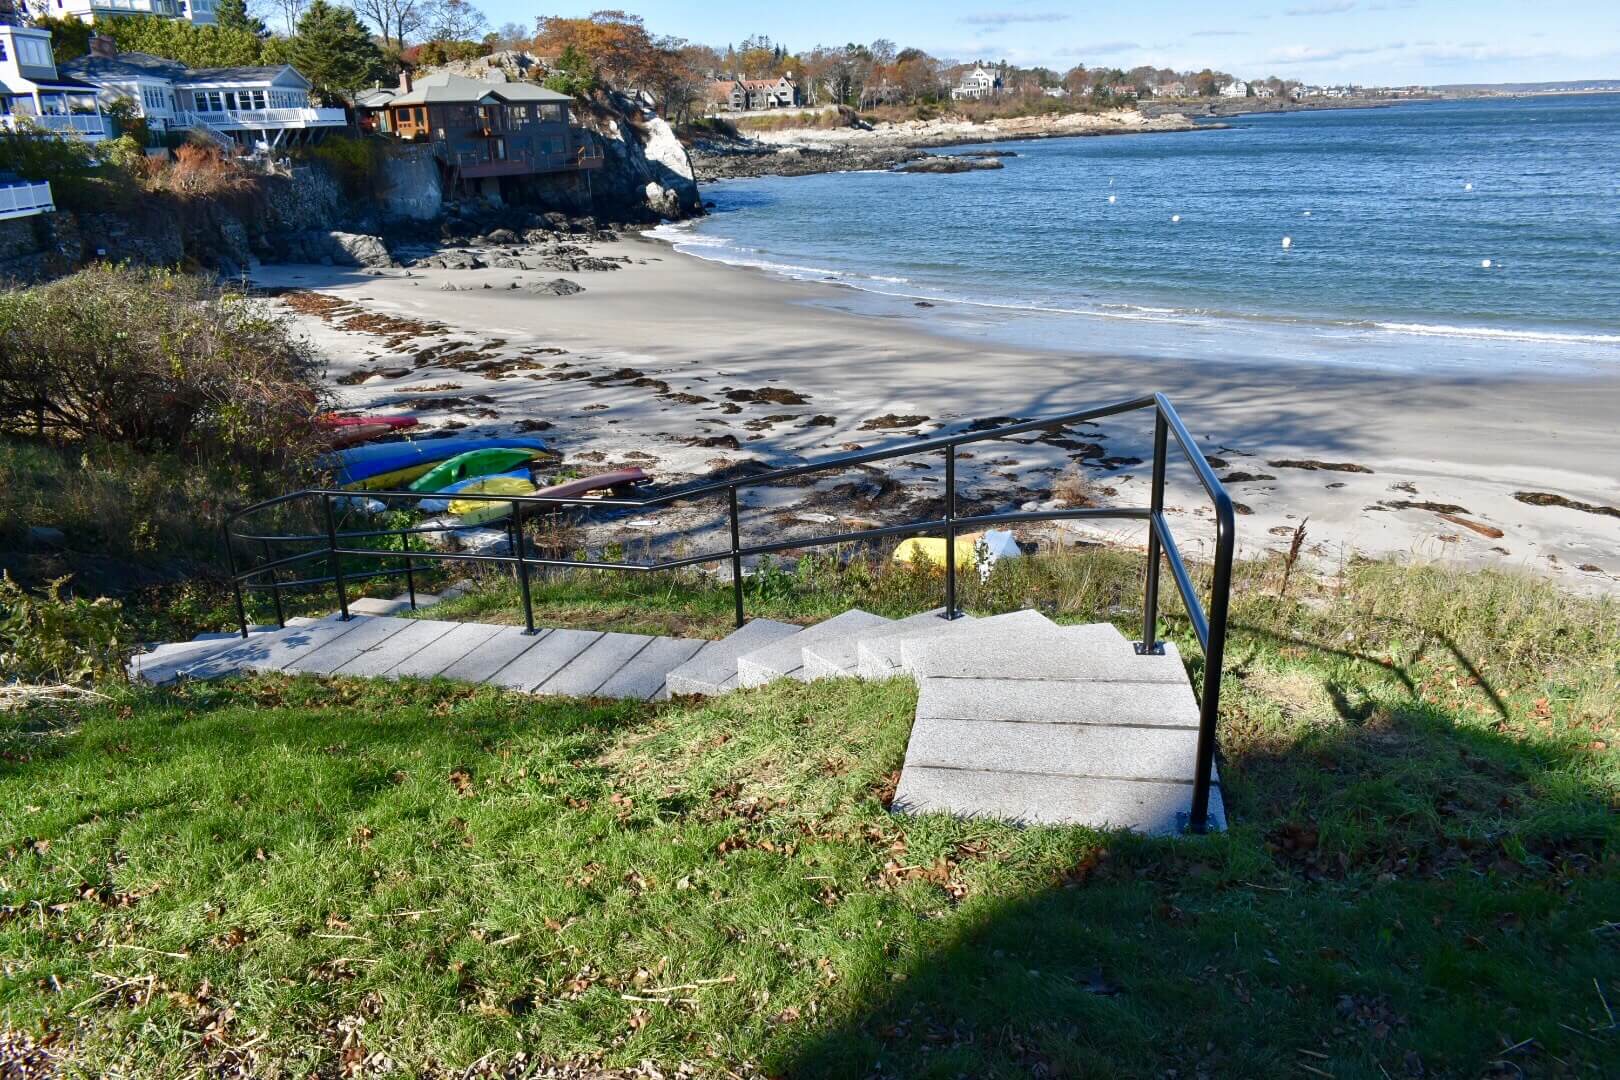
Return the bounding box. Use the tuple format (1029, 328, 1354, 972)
(1464, 182, 1473, 191)
(1171, 214, 1181, 222)
(1481, 258, 1492, 268)
(1282, 236, 1293, 250)
(1302, 210, 1312, 216)
(1107, 194, 1116, 204)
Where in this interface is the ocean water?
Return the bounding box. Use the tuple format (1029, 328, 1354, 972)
(655, 95, 1620, 374)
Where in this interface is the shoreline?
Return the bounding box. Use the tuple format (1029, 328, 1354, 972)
(254, 234, 1620, 595)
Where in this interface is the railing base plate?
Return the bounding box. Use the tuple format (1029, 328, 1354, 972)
(1133, 641, 1166, 656)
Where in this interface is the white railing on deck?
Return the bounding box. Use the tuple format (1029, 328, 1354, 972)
(0, 181, 55, 219)
(181, 107, 348, 129)
(0, 114, 111, 139)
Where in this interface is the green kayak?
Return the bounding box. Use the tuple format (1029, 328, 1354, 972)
(407, 448, 544, 493)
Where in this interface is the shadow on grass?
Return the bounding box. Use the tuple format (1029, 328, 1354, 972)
(776, 659, 1617, 1078)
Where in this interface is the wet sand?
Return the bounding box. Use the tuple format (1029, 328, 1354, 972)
(255, 235, 1620, 593)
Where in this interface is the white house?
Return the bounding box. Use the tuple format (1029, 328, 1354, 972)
(0, 20, 111, 140)
(61, 36, 346, 149)
(1219, 79, 1250, 99)
(950, 64, 1003, 101)
(42, 0, 216, 27)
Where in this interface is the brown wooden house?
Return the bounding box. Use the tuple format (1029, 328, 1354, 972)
(357, 71, 601, 188)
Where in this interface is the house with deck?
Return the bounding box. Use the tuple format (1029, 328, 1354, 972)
(0, 20, 110, 140)
(43, 0, 216, 26)
(60, 35, 345, 150)
(950, 64, 1003, 101)
(357, 70, 601, 194)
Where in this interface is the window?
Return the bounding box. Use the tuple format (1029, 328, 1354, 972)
(18, 36, 53, 68)
(0, 41, 8, 62)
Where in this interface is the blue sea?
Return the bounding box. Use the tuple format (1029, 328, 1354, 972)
(656, 95, 1620, 374)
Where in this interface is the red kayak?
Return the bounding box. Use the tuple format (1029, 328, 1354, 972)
(531, 467, 649, 501)
(316, 415, 418, 450)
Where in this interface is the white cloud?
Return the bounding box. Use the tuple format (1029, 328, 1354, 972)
(960, 11, 1072, 26)
(1284, 1, 1357, 15)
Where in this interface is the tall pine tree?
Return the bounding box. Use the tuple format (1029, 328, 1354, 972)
(290, 0, 386, 103)
(214, 0, 270, 38)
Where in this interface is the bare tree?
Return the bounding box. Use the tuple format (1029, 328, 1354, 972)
(347, 0, 423, 50)
(421, 0, 486, 43)
(272, 0, 307, 35)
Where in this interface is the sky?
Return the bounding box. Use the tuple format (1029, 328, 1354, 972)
(479, 1, 1620, 86)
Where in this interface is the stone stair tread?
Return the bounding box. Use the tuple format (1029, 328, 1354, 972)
(902, 716, 1211, 783)
(801, 608, 963, 679)
(348, 596, 416, 616)
(909, 630, 1189, 683)
(332, 619, 460, 678)
(915, 675, 1201, 728)
(533, 631, 658, 697)
(597, 636, 707, 701)
(487, 628, 604, 691)
(861, 609, 1053, 680)
(178, 617, 372, 680)
(283, 617, 415, 675)
(664, 618, 800, 696)
(435, 626, 552, 683)
(129, 632, 274, 685)
(892, 765, 1225, 836)
(387, 621, 507, 680)
(736, 609, 892, 687)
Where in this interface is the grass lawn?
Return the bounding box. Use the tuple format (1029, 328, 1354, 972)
(2, 558, 1617, 1077)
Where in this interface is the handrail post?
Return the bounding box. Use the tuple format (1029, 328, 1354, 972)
(223, 520, 249, 639)
(944, 443, 958, 619)
(261, 538, 285, 629)
(1188, 506, 1235, 834)
(322, 493, 350, 621)
(402, 525, 417, 611)
(728, 485, 745, 629)
(1137, 410, 1169, 656)
(514, 500, 537, 634)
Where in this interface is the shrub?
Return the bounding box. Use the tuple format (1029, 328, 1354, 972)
(294, 134, 384, 198)
(140, 140, 259, 201)
(0, 573, 128, 685)
(0, 130, 138, 212)
(0, 265, 325, 464)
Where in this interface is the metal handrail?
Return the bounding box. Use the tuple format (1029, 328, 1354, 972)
(221, 393, 1235, 831)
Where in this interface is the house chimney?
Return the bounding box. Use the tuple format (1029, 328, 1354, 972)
(89, 34, 118, 60)
(398, 67, 413, 93)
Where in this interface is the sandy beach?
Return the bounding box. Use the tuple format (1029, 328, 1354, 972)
(255, 234, 1620, 594)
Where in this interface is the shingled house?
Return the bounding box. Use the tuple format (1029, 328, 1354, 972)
(705, 74, 799, 112)
(357, 70, 601, 193)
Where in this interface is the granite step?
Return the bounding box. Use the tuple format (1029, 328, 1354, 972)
(908, 626, 1188, 684)
(891, 765, 1225, 837)
(598, 636, 707, 701)
(664, 618, 800, 696)
(332, 619, 460, 678)
(532, 631, 655, 697)
(860, 609, 1054, 680)
(799, 608, 962, 679)
(486, 628, 604, 691)
(385, 621, 507, 680)
(735, 609, 892, 688)
(177, 617, 374, 680)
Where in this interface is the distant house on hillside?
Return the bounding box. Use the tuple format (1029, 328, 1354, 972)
(1219, 79, 1250, 99)
(0, 19, 110, 141)
(1158, 80, 1187, 97)
(356, 70, 602, 195)
(951, 64, 1003, 101)
(61, 35, 345, 149)
(706, 74, 798, 112)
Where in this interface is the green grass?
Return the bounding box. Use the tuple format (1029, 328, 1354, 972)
(3, 556, 1617, 1076)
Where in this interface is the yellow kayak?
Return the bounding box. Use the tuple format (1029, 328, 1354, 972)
(346, 461, 439, 491)
(450, 475, 538, 524)
(892, 534, 984, 567)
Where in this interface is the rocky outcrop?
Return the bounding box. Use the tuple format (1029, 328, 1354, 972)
(536, 91, 700, 223)
(267, 229, 397, 267)
(894, 155, 1004, 174)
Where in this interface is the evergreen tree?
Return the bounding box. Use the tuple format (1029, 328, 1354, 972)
(290, 0, 386, 103)
(214, 0, 270, 38)
(106, 16, 268, 68)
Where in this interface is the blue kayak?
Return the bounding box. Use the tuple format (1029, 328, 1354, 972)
(319, 437, 553, 486)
